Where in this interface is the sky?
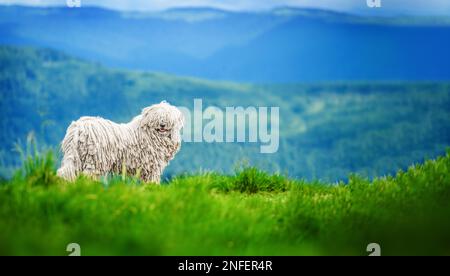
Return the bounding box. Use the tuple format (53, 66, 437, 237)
(1, 0, 450, 16)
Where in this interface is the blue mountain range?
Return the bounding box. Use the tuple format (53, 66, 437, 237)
(1, 5, 450, 82)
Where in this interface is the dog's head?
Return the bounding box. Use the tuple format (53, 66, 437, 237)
(140, 101, 184, 141)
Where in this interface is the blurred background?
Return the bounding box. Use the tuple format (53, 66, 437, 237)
(0, 0, 450, 181)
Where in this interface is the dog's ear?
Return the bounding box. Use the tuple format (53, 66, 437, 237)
(168, 108, 184, 143)
(177, 109, 185, 129)
(140, 105, 158, 129)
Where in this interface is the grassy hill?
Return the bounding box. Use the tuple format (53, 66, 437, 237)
(0, 150, 449, 255)
(1, 46, 450, 181)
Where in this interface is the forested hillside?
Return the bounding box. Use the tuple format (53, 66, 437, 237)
(1, 46, 450, 181)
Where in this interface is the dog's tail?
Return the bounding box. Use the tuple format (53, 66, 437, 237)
(57, 122, 81, 181)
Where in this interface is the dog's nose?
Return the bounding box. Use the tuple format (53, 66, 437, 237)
(160, 123, 166, 128)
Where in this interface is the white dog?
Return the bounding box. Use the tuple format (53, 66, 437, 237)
(57, 101, 184, 184)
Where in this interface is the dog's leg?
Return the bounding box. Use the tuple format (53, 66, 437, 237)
(140, 169, 161, 185)
(82, 153, 101, 180)
(151, 173, 161, 185)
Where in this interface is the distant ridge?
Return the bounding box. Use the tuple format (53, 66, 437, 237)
(1, 5, 450, 82)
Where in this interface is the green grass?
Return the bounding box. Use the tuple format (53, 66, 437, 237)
(0, 151, 450, 256)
